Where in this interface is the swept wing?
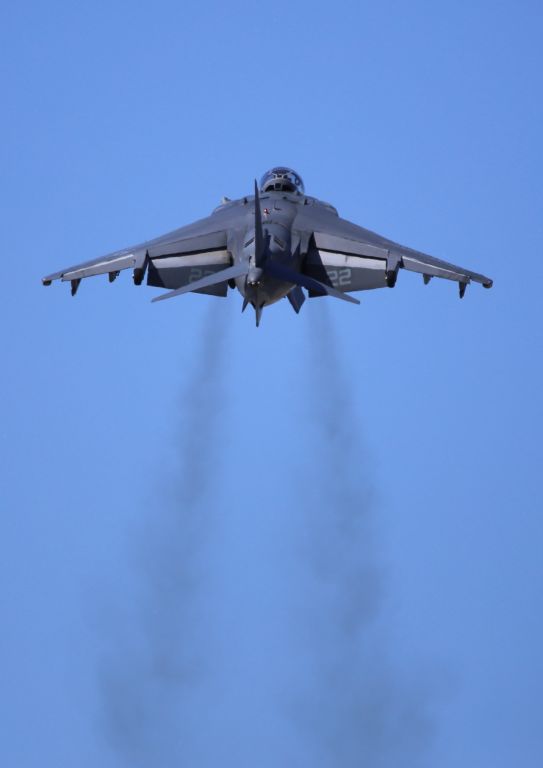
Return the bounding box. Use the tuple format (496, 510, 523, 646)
(42, 213, 234, 296)
(296, 203, 493, 298)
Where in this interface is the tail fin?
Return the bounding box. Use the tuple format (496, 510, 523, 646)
(151, 263, 249, 303)
(264, 260, 360, 305)
(255, 303, 264, 327)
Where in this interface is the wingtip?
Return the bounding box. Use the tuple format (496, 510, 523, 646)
(42, 272, 61, 285)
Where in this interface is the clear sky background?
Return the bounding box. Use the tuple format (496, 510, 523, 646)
(1, 1, 542, 766)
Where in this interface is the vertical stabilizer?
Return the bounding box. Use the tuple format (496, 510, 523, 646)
(255, 303, 264, 327)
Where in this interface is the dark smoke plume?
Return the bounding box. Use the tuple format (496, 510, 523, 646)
(296, 302, 433, 767)
(101, 300, 229, 767)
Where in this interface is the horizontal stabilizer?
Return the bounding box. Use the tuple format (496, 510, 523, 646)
(264, 261, 360, 305)
(151, 263, 248, 303)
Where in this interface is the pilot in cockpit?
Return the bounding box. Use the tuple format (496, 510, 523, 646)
(259, 167, 305, 195)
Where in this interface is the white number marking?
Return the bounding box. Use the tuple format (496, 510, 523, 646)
(327, 267, 352, 286)
(188, 268, 215, 283)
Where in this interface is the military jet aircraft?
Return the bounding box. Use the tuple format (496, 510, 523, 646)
(42, 167, 493, 326)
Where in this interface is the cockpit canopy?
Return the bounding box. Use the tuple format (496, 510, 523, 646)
(259, 167, 305, 195)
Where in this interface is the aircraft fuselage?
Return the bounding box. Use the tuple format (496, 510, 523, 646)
(232, 193, 300, 308)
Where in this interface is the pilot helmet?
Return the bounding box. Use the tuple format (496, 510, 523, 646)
(259, 167, 305, 195)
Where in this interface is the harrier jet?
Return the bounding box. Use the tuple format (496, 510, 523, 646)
(42, 167, 493, 326)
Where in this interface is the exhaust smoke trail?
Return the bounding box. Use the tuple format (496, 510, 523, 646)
(298, 302, 433, 767)
(101, 299, 229, 767)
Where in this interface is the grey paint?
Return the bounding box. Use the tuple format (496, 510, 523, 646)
(42, 167, 493, 326)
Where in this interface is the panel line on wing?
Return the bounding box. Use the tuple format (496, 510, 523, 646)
(150, 247, 229, 261)
(317, 251, 386, 270)
(151, 251, 231, 268)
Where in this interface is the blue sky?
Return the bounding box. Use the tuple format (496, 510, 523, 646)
(1, 1, 542, 766)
